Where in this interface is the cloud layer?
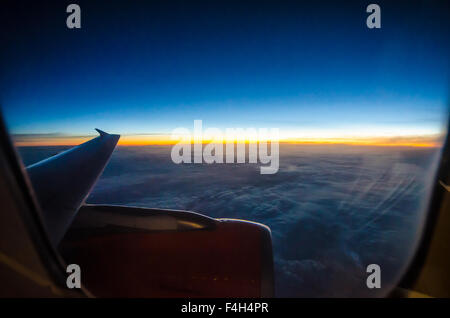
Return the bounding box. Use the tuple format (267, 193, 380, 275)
(19, 144, 440, 297)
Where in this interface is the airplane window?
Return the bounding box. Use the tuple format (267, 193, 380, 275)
(1, 0, 448, 297)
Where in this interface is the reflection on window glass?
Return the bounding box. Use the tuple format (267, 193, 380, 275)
(2, 0, 449, 297)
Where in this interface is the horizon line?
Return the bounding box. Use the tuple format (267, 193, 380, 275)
(13, 137, 442, 148)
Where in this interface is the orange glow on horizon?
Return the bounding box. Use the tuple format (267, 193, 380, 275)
(281, 137, 440, 148)
(13, 134, 442, 148)
(14, 137, 92, 147)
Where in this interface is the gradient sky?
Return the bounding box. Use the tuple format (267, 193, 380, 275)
(1, 0, 449, 146)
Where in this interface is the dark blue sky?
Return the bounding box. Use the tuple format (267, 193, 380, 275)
(1, 0, 448, 143)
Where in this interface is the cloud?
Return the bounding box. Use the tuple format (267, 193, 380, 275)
(18, 144, 441, 296)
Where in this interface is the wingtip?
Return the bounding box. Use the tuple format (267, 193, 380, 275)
(95, 128, 108, 137)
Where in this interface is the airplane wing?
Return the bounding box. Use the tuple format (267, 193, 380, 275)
(22, 129, 274, 297)
(26, 129, 120, 245)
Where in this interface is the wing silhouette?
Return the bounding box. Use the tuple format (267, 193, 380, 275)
(26, 129, 120, 245)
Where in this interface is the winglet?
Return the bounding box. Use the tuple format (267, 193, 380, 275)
(95, 128, 108, 137)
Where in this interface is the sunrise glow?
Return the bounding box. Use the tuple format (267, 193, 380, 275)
(13, 133, 443, 148)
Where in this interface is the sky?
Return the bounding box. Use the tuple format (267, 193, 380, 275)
(1, 0, 449, 146)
